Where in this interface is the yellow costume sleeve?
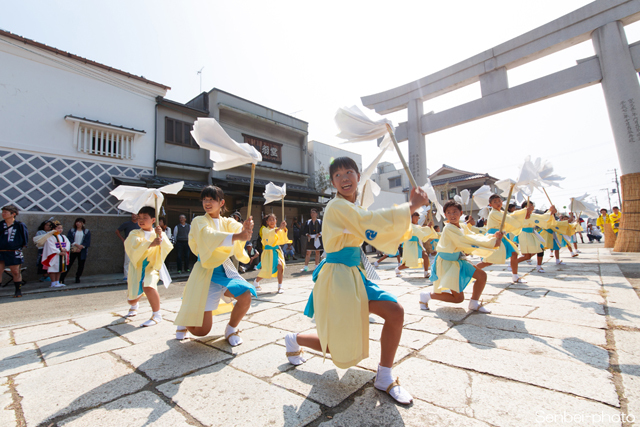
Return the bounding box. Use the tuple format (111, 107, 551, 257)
(124, 230, 153, 266)
(413, 224, 437, 242)
(262, 228, 292, 246)
(486, 208, 526, 234)
(324, 197, 412, 254)
(437, 223, 498, 258)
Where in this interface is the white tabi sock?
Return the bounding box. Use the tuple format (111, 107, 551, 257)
(285, 332, 307, 365)
(126, 302, 139, 317)
(374, 365, 413, 404)
(277, 284, 284, 294)
(225, 324, 243, 346)
(469, 299, 491, 313)
(419, 291, 431, 310)
(175, 326, 188, 340)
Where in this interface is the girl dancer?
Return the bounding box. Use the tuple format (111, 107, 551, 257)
(515, 201, 556, 273)
(396, 212, 436, 278)
(254, 213, 290, 293)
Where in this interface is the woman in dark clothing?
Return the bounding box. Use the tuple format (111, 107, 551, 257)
(61, 218, 91, 284)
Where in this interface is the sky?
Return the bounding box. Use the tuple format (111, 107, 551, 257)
(2, 0, 638, 212)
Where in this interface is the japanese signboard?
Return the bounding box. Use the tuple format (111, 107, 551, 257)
(243, 134, 282, 164)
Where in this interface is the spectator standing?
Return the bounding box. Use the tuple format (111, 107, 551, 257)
(116, 214, 140, 280)
(61, 218, 91, 284)
(0, 205, 28, 297)
(301, 209, 323, 272)
(173, 214, 191, 273)
(33, 219, 54, 282)
(159, 217, 172, 242)
(292, 218, 301, 255)
(42, 221, 70, 289)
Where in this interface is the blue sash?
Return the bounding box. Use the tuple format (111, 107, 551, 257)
(137, 258, 150, 296)
(402, 236, 422, 258)
(304, 246, 396, 318)
(257, 245, 280, 275)
(430, 252, 475, 292)
(487, 228, 517, 258)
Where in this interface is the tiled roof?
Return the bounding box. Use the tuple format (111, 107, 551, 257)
(430, 173, 495, 186)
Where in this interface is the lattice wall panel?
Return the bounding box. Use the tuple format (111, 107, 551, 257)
(0, 149, 152, 214)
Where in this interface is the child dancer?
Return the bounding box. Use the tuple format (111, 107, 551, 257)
(284, 157, 429, 405)
(515, 201, 556, 273)
(254, 213, 290, 293)
(372, 246, 402, 268)
(42, 221, 69, 289)
(174, 186, 255, 344)
(396, 212, 436, 278)
(476, 194, 527, 283)
(124, 207, 173, 327)
(419, 200, 502, 313)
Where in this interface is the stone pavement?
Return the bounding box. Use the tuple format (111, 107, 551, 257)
(1, 245, 639, 426)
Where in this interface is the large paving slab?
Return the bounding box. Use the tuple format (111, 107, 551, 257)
(0, 343, 43, 376)
(58, 391, 192, 426)
(393, 358, 622, 427)
(205, 324, 288, 355)
(355, 340, 413, 371)
(37, 328, 130, 366)
(107, 315, 184, 344)
(113, 337, 232, 381)
(247, 307, 296, 325)
(403, 315, 453, 335)
(369, 324, 437, 350)
(0, 382, 16, 427)
(600, 263, 640, 329)
(462, 313, 607, 346)
(445, 323, 610, 369)
(270, 356, 375, 407)
(271, 312, 317, 332)
(157, 363, 321, 427)
(318, 388, 490, 427)
(71, 312, 127, 330)
(15, 353, 148, 427)
(525, 305, 607, 329)
(421, 338, 619, 406)
(13, 320, 83, 345)
(229, 343, 300, 378)
(612, 329, 640, 422)
(0, 330, 12, 348)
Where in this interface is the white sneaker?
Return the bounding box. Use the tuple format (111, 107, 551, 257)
(51, 283, 66, 288)
(395, 267, 402, 277)
(301, 265, 309, 272)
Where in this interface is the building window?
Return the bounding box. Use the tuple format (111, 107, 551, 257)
(165, 118, 198, 148)
(440, 191, 446, 200)
(78, 125, 136, 159)
(389, 176, 402, 188)
(448, 188, 457, 199)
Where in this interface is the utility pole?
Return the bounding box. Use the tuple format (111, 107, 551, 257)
(600, 188, 612, 210)
(613, 168, 622, 207)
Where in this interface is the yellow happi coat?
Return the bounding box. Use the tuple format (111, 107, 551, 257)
(482, 208, 526, 264)
(314, 196, 412, 369)
(257, 227, 291, 278)
(402, 224, 437, 268)
(174, 214, 249, 327)
(433, 224, 498, 293)
(609, 212, 621, 234)
(518, 212, 554, 254)
(464, 223, 484, 234)
(125, 229, 173, 300)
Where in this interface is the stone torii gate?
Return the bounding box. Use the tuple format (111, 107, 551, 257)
(361, 0, 640, 252)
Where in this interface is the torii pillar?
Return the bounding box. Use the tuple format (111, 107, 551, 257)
(407, 99, 428, 186)
(593, 21, 640, 252)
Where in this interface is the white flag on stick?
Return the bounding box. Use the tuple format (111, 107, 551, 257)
(472, 185, 492, 209)
(110, 181, 184, 214)
(422, 179, 444, 221)
(263, 182, 286, 205)
(358, 135, 393, 209)
(191, 118, 261, 170)
(570, 193, 599, 218)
